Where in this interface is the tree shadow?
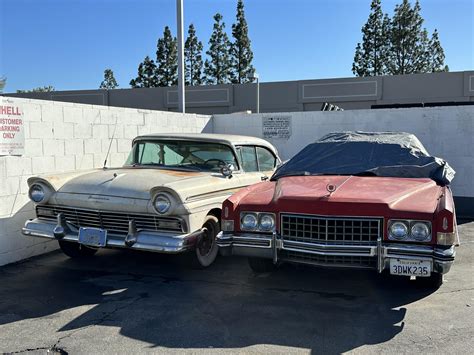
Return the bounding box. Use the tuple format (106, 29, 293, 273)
(0, 249, 436, 353)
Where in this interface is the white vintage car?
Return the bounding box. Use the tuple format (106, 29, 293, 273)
(22, 133, 280, 267)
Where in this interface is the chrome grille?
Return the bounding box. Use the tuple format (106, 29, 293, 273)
(281, 250, 376, 268)
(36, 205, 184, 234)
(281, 214, 381, 244)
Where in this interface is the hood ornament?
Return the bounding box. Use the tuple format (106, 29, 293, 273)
(326, 184, 337, 196)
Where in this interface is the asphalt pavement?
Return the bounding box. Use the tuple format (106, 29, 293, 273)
(1, 221, 473, 354)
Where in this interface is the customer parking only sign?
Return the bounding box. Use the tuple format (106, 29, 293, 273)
(0, 101, 25, 155)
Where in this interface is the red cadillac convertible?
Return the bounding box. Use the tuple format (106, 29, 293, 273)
(217, 132, 458, 288)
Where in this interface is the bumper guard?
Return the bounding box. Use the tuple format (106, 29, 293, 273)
(22, 217, 203, 254)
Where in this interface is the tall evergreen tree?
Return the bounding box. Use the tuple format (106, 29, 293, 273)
(387, 0, 427, 75)
(427, 29, 448, 72)
(156, 26, 178, 86)
(130, 56, 158, 88)
(184, 24, 204, 86)
(99, 69, 119, 89)
(204, 13, 232, 84)
(352, 0, 390, 77)
(230, 0, 255, 83)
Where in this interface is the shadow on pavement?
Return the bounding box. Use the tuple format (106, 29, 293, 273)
(0, 249, 436, 353)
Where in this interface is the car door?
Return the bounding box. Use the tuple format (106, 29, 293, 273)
(236, 145, 278, 186)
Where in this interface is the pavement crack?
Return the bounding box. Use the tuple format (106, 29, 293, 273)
(437, 287, 474, 295)
(5, 344, 67, 354)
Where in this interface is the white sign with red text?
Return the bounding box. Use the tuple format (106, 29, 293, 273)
(0, 101, 25, 155)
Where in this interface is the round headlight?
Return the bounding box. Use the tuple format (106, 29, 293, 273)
(154, 194, 171, 214)
(29, 184, 45, 203)
(241, 213, 258, 230)
(390, 221, 408, 240)
(411, 222, 430, 241)
(259, 214, 275, 231)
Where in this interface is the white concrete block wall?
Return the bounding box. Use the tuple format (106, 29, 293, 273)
(213, 106, 474, 198)
(0, 96, 211, 266)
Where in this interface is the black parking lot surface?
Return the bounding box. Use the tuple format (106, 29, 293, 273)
(1, 221, 473, 354)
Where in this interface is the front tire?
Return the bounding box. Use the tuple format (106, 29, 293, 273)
(58, 240, 97, 258)
(248, 257, 276, 273)
(190, 215, 220, 269)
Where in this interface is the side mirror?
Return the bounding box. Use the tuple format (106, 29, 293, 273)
(221, 164, 235, 178)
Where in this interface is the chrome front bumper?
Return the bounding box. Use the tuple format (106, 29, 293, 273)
(216, 232, 455, 274)
(22, 217, 203, 254)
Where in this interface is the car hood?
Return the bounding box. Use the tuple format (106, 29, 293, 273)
(233, 176, 442, 216)
(56, 168, 217, 201)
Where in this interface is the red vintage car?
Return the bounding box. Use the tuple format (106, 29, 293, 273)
(216, 132, 458, 288)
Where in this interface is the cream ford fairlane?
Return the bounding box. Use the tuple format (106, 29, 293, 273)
(22, 133, 280, 267)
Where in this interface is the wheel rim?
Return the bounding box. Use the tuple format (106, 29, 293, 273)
(198, 223, 215, 257)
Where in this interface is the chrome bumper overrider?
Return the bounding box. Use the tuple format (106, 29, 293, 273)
(216, 232, 455, 274)
(22, 217, 203, 254)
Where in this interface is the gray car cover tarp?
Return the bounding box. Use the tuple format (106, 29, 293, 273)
(271, 132, 455, 185)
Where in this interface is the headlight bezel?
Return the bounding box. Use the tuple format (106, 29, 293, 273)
(29, 184, 45, 203)
(240, 211, 276, 232)
(153, 193, 172, 214)
(388, 219, 432, 242)
(28, 183, 52, 204)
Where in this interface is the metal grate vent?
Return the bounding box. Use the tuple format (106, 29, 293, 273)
(36, 205, 184, 235)
(281, 214, 381, 244)
(281, 250, 376, 268)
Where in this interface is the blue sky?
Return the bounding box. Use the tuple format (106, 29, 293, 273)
(1, 0, 473, 92)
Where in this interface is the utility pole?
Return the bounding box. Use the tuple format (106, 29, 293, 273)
(176, 0, 185, 113)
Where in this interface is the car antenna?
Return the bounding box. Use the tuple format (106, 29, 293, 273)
(103, 117, 118, 170)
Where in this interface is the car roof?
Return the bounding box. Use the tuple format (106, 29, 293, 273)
(134, 133, 278, 154)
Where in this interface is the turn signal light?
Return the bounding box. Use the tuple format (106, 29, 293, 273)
(222, 220, 234, 232)
(437, 232, 456, 245)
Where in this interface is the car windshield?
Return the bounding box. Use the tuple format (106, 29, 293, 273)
(124, 140, 238, 172)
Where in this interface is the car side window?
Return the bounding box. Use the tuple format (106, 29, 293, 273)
(256, 147, 277, 171)
(239, 146, 258, 172)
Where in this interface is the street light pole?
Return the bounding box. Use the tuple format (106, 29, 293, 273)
(248, 72, 260, 113)
(176, 0, 185, 113)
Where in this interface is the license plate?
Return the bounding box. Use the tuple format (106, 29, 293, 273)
(78, 227, 107, 247)
(390, 259, 431, 277)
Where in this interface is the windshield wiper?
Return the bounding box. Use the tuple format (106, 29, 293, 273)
(352, 171, 377, 177)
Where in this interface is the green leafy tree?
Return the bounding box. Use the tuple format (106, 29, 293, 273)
(387, 0, 428, 74)
(352, 0, 390, 76)
(156, 26, 178, 86)
(184, 24, 204, 86)
(204, 13, 232, 84)
(99, 68, 119, 89)
(230, 0, 255, 83)
(427, 29, 448, 72)
(130, 56, 158, 88)
(17, 85, 54, 93)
